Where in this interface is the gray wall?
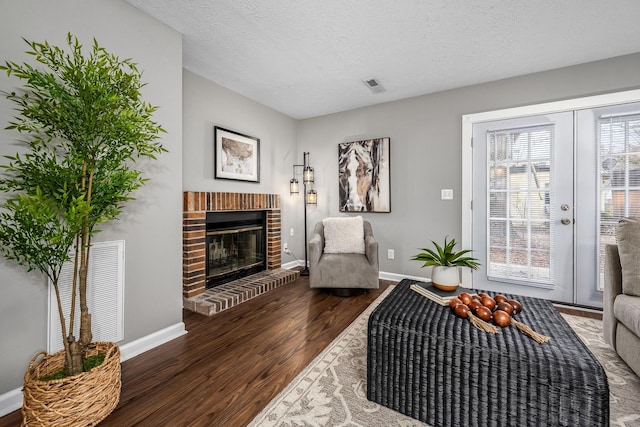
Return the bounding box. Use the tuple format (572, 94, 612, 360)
(2, 0, 640, 400)
(296, 53, 640, 279)
(0, 0, 183, 393)
(182, 69, 300, 263)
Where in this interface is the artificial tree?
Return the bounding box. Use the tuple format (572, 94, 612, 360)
(0, 34, 166, 377)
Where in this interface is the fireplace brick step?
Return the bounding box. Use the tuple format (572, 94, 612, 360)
(183, 268, 300, 316)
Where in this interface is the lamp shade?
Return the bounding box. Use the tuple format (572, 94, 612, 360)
(290, 178, 299, 195)
(303, 166, 314, 184)
(306, 189, 317, 205)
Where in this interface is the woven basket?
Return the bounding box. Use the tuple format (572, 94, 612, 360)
(21, 341, 121, 427)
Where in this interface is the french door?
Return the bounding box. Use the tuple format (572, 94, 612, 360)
(580, 102, 640, 304)
(472, 112, 576, 303)
(470, 101, 640, 307)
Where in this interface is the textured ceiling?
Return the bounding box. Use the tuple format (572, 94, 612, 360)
(126, 0, 640, 119)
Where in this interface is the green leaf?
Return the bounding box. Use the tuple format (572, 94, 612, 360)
(411, 235, 480, 269)
(0, 33, 166, 354)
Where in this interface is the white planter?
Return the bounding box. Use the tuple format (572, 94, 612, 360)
(431, 266, 460, 291)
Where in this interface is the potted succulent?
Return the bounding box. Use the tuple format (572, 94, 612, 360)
(411, 237, 480, 291)
(0, 34, 165, 425)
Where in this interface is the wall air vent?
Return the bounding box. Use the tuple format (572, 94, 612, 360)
(48, 240, 125, 353)
(363, 78, 386, 94)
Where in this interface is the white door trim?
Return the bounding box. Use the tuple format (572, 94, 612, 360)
(461, 89, 640, 288)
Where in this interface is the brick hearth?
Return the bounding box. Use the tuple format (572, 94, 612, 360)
(183, 268, 299, 316)
(183, 191, 283, 312)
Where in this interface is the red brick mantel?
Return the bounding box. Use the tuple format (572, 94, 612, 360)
(183, 191, 281, 298)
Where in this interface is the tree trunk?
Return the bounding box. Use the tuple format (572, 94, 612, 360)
(78, 166, 94, 351)
(78, 240, 92, 349)
(53, 280, 75, 377)
(80, 311, 92, 347)
(67, 336, 83, 376)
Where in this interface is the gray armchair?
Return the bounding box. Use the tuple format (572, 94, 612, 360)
(308, 219, 379, 295)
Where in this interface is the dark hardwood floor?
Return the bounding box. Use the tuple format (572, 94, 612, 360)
(0, 277, 394, 427)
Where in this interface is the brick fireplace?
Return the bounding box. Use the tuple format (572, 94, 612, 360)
(183, 191, 282, 299)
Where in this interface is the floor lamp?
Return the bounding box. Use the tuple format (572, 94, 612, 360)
(290, 152, 317, 276)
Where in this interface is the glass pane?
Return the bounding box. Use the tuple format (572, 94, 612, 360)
(508, 164, 529, 190)
(609, 165, 627, 188)
(529, 129, 551, 159)
(489, 133, 509, 162)
(489, 246, 505, 263)
(611, 190, 627, 217)
(529, 162, 550, 187)
(509, 192, 529, 219)
(630, 190, 640, 217)
(629, 119, 640, 152)
(511, 133, 529, 160)
(600, 194, 617, 217)
(529, 193, 547, 220)
(488, 248, 506, 277)
(489, 222, 506, 248)
(508, 221, 528, 249)
(530, 249, 551, 269)
(600, 222, 617, 246)
(530, 249, 551, 280)
(489, 166, 507, 189)
(601, 121, 627, 154)
(630, 154, 640, 185)
(530, 222, 550, 250)
(599, 113, 640, 290)
(489, 192, 507, 217)
(630, 167, 640, 187)
(237, 229, 264, 268)
(507, 249, 529, 278)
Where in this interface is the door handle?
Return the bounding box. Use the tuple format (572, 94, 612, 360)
(561, 218, 571, 225)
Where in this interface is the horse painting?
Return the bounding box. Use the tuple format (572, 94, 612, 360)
(338, 138, 390, 212)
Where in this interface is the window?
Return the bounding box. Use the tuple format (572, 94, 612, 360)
(599, 113, 640, 287)
(487, 125, 553, 284)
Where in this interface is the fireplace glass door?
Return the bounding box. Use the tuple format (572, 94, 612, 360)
(206, 225, 265, 287)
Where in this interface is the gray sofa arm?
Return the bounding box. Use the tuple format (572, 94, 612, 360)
(603, 244, 623, 349)
(309, 230, 323, 268)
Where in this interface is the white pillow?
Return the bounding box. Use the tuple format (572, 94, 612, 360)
(322, 216, 365, 254)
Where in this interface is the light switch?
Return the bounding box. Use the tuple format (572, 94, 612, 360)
(441, 189, 454, 200)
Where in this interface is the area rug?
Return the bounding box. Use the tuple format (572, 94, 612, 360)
(248, 286, 640, 427)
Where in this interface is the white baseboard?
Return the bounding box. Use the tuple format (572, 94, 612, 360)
(0, 388, 22, 418)
(280, 260, 302, 270)
(119, 322, 187, 362)
(379, 271, 428, 283)
(0, 321, 187, 417)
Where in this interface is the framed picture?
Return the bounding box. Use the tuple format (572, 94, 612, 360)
(338, 137, 391, 212)
(214, 126, 260, 182)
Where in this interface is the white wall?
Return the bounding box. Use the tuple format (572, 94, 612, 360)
(0, 0, 183, 394)
(296, 53, 640, 280)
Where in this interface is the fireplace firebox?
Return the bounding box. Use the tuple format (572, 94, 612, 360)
(206, 211, 266, 288)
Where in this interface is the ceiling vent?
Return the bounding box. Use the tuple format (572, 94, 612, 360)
(363, 78, 386, 94)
